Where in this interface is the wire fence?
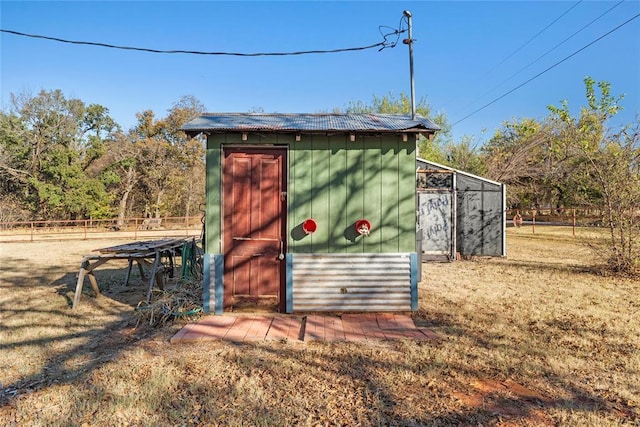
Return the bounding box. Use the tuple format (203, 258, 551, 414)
(0, 216, 203, 243)
(506, 208, 626, 236)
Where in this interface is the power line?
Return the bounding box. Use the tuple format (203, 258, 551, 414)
(461, 1, 624, 114)
(484, 1, 583, 77)
(452, 12, 640, 127)
(0, 26, 404, 56)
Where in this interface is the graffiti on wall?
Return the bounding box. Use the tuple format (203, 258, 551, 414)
(418, 192, 453, 255)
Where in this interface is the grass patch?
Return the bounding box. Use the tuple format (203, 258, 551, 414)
(1, 229, 638, 425)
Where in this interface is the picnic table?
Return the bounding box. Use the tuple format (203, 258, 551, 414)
(72, 237, 197, 309)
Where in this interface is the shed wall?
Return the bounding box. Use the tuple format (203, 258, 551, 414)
(416, 159, 506, 258)
(456, 176, 505, 257)
(206, 133, 417, 255)
(289, 134, 416, 254)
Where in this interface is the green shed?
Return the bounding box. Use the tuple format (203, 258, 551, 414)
(182, 113, 440, 314)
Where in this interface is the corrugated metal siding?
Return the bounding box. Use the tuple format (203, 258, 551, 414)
(184, 113, 440, 133)
(291, 253, 413, 312)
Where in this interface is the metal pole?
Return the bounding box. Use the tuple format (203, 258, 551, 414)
(403, 10, 416, 120)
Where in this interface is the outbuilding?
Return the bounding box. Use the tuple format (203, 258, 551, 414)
(416, 158, 506, 261)
(182, 113, 440, 314)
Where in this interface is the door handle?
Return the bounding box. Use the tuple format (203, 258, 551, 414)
(278, 241, 285, 260)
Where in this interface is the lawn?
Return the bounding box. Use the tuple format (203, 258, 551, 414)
(0, 227, 638, 426)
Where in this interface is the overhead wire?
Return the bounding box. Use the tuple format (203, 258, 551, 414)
(483, 1, 584, 77)
(452, 12, 640, 127)
(0, 25, 405, 56)
(461, 0, 625, 113)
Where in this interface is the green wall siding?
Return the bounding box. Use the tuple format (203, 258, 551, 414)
(288, 134, 416, 253)
(205, 133, 416, 255)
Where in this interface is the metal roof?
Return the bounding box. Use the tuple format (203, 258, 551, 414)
(417, 157, 503, 186)
(181, 113, 441, 134)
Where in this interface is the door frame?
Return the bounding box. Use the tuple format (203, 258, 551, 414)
(221, 145, 288, 312)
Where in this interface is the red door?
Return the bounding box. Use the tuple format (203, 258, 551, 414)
(223, 148, 286, 311)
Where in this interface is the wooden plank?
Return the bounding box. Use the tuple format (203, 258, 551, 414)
(397, 138, 417, 252)
(380, 138, 400, 252)
(311, 135, 331, 253)
(87, 272, 101, 297)
(327, 137, 348, 253)
(290, 136, 313, 253)
(73, 238, 197, 308)
(146, 252, 162, 302)
(345, 135, 365, 254)
(124, 259, 134, 286)
(363, 136, 382, 253)
(72, 266, 88, 310)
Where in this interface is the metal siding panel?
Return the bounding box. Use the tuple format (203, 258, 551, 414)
(291, 253, 413, 312)
(410, 252, 418, 311)
(203, 253, 211, 314)
(286, 253, 293, 313)
(183, 113, 441, 133)
(214, 254, 224, 314)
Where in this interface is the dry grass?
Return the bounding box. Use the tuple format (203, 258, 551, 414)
(1, 227, 638, 426)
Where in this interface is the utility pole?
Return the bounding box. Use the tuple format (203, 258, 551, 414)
(403, 10, 416, 120)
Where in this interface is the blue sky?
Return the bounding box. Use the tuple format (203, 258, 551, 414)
(1, 1, 639, 142)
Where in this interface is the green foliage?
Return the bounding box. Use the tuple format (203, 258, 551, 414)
(344, 92, 451, 161)
(546, 77, 638, 275)
(129, 96, 206, 218)
(0, 90, 206, 221)
(0, 90, 122, 219)
(444, 135, 486, 176)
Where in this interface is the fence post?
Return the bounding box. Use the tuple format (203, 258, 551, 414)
(30, 221, 34, 242)
(84, 219, 88, 240)
(134, 218, 138, 240)
(532, 210, 536, 234)
(572, 208, 576, 237)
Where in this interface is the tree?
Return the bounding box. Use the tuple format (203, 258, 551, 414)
(130, 96, 205, 219)
(548, 77, 638, 275)
(444, 135, 486, 176)
(0, 90, 116, 219)
(344, 92, 451, 162)
(482, 117, 550, 208)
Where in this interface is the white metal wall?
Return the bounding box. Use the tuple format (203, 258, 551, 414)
(291, 253, 413, 312)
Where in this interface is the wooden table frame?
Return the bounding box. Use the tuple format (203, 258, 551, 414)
(72, 238, 196, 309)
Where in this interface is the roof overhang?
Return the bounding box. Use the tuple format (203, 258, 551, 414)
(181, 113, 441, 138)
